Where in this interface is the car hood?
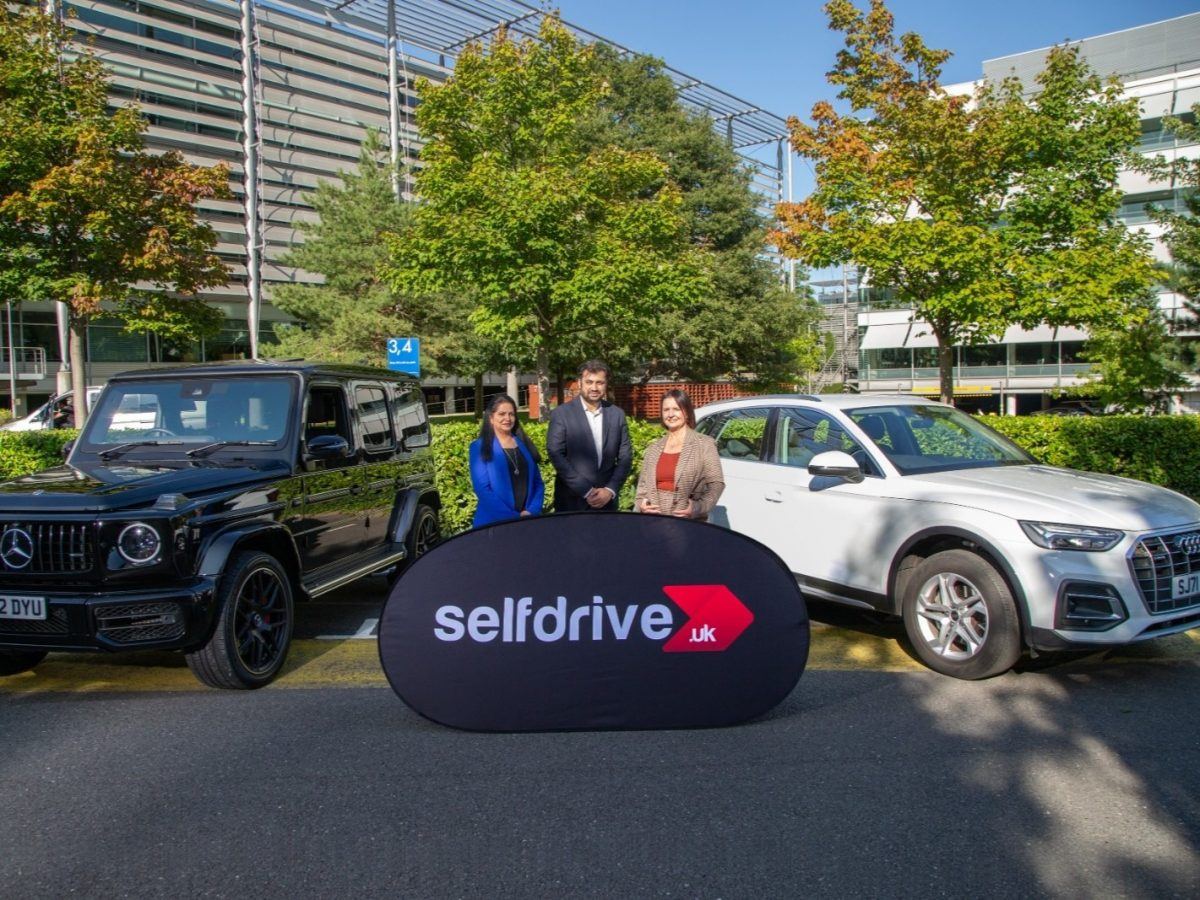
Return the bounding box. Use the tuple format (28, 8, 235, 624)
(0, 460, 293, 513)
(898, 464, 1200, 532)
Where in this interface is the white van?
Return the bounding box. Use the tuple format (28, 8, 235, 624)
(2, 388, 103, 432)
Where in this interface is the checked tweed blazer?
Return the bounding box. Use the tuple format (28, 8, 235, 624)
(635, 427, 725, 521)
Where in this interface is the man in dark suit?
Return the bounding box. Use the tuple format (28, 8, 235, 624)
(546, 359, 633, 512)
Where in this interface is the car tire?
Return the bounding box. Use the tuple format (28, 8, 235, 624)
(389, 504, 439, 587)
(186, 551, 294, 690)
(0, 649, 48, 676)
(901, 549, 1022, 680)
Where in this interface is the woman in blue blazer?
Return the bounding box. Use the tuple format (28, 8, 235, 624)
(469, 394, 545, 528)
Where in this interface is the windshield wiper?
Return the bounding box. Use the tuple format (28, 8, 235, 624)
(186, 440, 275, 459)
(98, 440, 184, 460)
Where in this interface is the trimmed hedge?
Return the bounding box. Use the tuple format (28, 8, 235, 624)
(0, 430, 77, 481)
(980, 415, 1200, 501)
(4, 415, 1199, 535)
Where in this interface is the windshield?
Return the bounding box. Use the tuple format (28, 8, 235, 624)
(79, 376, 297, 454)
(846, 404, 1035, 474)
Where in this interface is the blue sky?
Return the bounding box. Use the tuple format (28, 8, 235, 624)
(554, 0, 1197, 123)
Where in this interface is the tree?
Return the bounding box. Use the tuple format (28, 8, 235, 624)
(575, 47, 820, 384)
(384, 17, 709, 417)
(0, 7, 228, 425)
(1142, 103, 1200, 311)
(772, 0, 1156, 404)
(272, 131, 507, 408)
(1072, 304, 1191, 413)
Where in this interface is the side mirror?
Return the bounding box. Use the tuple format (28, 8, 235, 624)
(307, 434, 352, 461)
(61, 439, 75, 460)
(808, 450, 864, 484)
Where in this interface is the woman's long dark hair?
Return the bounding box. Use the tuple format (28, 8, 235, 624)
(479, 394, 541, 463)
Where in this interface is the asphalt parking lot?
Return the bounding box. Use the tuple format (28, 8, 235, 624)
(3, 581, 1199, 898)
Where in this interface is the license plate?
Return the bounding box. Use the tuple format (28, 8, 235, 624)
(0, 595, 46, 621)
(1173, 574, 1200, 600)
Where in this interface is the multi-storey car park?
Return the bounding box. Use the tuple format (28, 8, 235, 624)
(1, 0, 793, 416)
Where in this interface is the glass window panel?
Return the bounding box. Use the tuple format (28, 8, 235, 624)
(355, 386, 393, 450)
(88, 320, 149, 362)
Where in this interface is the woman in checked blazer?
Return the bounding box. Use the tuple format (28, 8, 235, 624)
(635, 389, 725, 522)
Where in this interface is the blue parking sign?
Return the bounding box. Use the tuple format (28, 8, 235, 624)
(387, 337, 420, 376)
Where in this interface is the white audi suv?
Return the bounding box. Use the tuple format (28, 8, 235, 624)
(695, 394, 1200, 679)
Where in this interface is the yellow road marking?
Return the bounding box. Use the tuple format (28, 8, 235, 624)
(1, 628, 1196, 695)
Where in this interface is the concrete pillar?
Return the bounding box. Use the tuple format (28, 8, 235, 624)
(1005, 393, 1018, 416)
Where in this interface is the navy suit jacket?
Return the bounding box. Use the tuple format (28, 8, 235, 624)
(545, 397, 633, 512)
(469, 436, 545, 527)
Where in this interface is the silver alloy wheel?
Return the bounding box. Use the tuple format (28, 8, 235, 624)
(913, 572, 989, 661)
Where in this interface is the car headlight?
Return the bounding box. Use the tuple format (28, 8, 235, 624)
(1020, 521, 1123, 552)
(118, 522, 161, 565)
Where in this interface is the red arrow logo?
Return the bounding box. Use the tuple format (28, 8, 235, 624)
(660, 584, 754, 653)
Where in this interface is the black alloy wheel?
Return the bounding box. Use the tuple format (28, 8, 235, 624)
(186, 551, 294, 689)
(389, 504, 439, 588)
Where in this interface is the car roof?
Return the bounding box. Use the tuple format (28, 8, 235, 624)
(696, 393, 945, 414)
(110, 358, 420, 385)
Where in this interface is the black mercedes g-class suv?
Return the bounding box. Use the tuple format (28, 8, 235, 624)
(0, 361, 439, 689)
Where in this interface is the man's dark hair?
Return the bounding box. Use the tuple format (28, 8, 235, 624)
(578, 359, 611, 379)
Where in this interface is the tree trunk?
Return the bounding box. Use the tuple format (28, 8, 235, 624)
(936, 339, 955, 407)
(536, 345, 550, 420)
(473, 374, 483, 420)
(69, 313, 88, 428)
(555, 369, 564, 405)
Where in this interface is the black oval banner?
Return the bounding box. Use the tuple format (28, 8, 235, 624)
(378, 512, 809, 731)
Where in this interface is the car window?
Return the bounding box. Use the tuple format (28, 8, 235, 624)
(702, 408, 771, 461)
(773, 408, 880, 476)
(84, 378, 294, 445)
(392, 386, 430, 448)
(355, 385, 394, 451)
(305, 385, 352, 445)
(847, 404, 1034, 474)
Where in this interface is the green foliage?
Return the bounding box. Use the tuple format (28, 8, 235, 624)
(0, 7, 230, 424)
(384, 17, 710, 411)
(573, 47, 820, 383)
(1071, 308, 1191, 412)
(983, 415, 1200, 500)
(774, 0, 1155, 404)
(0, 429, 76, 480)
(270, 132, 501, 377)
(1139, 103, 1200, 313)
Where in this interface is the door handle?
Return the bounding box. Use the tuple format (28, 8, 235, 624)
(764, 490, 783, 503)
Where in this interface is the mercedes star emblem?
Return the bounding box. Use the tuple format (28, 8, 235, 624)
(0, 526, 34, 570)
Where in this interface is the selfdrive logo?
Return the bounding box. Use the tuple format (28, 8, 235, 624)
(431, 584, 754, 652)
(379, 513, 809, 732)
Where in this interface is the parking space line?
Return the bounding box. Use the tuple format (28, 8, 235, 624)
(2, 629, 1196, 695)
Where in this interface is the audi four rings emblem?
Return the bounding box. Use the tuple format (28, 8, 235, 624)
(0, 526, 34, 569)
(1175, 533, 1200, 556)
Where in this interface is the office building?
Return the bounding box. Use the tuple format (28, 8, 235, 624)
(2, 0, 789, 415)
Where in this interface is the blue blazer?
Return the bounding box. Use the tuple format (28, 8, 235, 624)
(469, 436, 545, 527)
